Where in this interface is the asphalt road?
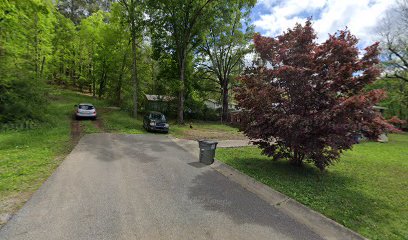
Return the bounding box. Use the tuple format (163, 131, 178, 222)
(0, 134, 322, 240)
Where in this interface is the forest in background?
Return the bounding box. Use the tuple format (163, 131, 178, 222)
(0, 0, 407, 125)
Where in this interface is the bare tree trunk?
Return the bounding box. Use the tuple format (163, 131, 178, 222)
(89, 62, 96, 97)
(131, 27, 138, 118)
(221, 79, 229, 122)
(116, 52, 127, 106)
(34, 14, 39, 78)
(290, 149, 304, 167)
(178, 64, 185, 124)
(92, 76, 96, 98)
(72, 51, 76, 88)
(98, 67, 106, 98)
(177, 48, 187, 124)
(120, 0, 139, 118)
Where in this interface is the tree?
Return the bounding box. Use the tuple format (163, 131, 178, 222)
(371, 0, 408, 123)
(57, 0, 111, 24)
(198, 0, 255, 122)
(149, 0, 218, 124)
(0, 0, 56, 123)
(378, 0, 408, 83)
(50, 11, 76, 86)
(367, 77, 408, 121)
(235, 21, 394, 170)
(119, 0, 145, 118)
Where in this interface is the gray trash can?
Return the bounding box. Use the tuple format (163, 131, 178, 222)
(198, 140, 218, 165)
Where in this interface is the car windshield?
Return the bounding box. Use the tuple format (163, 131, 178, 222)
(79, 105, 94, 110)
(151, 113, 166, 121)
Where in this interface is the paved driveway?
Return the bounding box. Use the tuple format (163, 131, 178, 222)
(0, 134, 322, 240)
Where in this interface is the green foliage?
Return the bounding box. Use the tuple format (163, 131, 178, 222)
(197, 0, 255, 120)
(1, 0, 255, 124)
(216, 134, 408, 240)
(0, 0, 56, 124)
(0, 79, 46, 123)
(57, 0, 111, 24)
(368, 78, 408, 121)
(148, 0, 221, 123)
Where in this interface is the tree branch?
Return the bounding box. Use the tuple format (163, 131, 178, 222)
(386, 73, 408, 83)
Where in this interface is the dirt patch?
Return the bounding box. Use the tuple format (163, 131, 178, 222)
(0, 192, 33, 226)
(93, 118, 105, 131)
(70, 117, 84, 144)
(91, 107, 115, 132)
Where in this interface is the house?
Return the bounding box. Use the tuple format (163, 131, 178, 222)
(145, 94, 175, 113)
(204, 99, 221, 110)
(373, 106, 387, 114)
(373, 106, 388, 142)
(204, 99, 238, 110)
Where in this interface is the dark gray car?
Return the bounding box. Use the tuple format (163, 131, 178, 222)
(143, 111, 169, 133)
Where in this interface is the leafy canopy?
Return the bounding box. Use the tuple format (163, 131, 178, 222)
(236, 20, 394, 170)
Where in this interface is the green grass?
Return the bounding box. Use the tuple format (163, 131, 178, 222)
(100, 110, 242, 139)
(102, 110, 145, 134)
(81, 120, 102, 134)
(169, 121, 244, 140)
(216, 134, 408, 240)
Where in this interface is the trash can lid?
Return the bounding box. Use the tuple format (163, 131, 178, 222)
(198, 140, 218, 145)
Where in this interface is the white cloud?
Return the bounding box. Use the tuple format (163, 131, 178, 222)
(254, 0, 396, 46)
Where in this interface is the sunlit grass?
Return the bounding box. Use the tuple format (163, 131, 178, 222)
(170, 121, 243, 140)
(216, 134, 408, 240)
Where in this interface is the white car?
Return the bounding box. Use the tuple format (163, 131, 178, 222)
(75, 103, 97, 120)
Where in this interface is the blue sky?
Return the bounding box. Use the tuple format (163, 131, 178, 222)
(250, 0, 396, 47)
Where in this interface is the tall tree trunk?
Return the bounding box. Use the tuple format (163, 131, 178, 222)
(34, 14, 39, 78)
(291, 149, 304, 167)
(116, 52, 127, 105)
(72, 51, 76, 88)
(92, 76, 96, 98)
(131, 26, 138, 118)
(98, 67, 106, 98)
(221, 79, 229, 122)
(177, 49, 187, 124)
(89, 62, 96, 97)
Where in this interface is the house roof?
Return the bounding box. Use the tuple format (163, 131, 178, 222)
(145, 94, 175, 102)
(204, 99, 219, 104)
(373, 106, 387, 110)
(205, 99, 237, 106)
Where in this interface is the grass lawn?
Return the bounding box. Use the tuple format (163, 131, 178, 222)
(102, 110, 146, 134)
(98, 107, 243, 139)
(170, 121, 245, 140)
(216, 134, 408, 240)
